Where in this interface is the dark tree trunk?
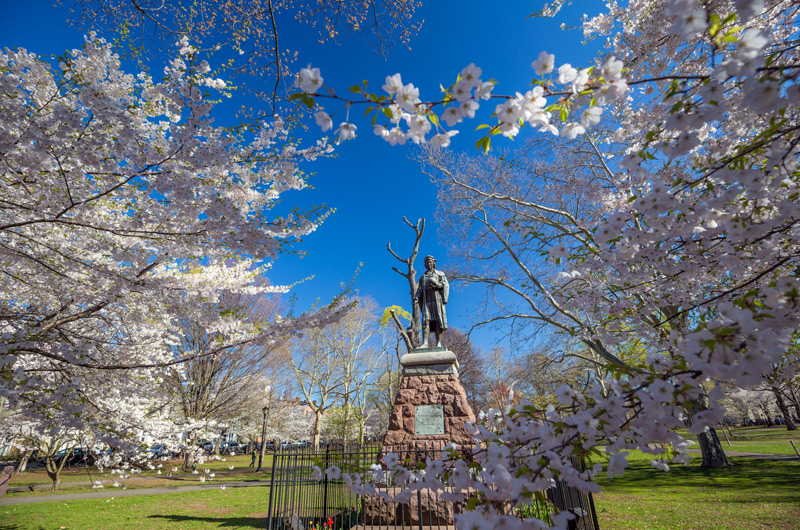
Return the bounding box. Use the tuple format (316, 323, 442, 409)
(685, 397, 730, 468)
(214, 430, 225, 456)
(696, 428, 731, 468)
(14, 451, 31, 475)
(771, 387, 797, 431)
(760, 405, 774, 426)
(45, 464, 62, 491)
(182, 434, 197, 470)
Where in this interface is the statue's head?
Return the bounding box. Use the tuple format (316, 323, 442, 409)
(424, 255, 436, 270)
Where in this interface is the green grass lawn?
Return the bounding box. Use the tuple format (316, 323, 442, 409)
(724, 442, 799, 455)
(720, 426, 800, 442)
(2, 485, 272, 530)
(669, 425, 800, 455)
(594, 456, 800, 530)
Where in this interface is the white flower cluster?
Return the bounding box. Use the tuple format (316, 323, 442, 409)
(301, 53, 628, 147)
(0, 34, 347, 456)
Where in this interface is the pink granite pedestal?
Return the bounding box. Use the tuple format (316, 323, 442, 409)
(382, 347, 476, 449)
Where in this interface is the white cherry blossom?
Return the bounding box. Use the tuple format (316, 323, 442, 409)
(336, 122, 357, 141)
(314, 111, 333, 132)
(556, 64, 577, 84)
(382, 73, 403, 94)
(531, 50, 555, 75)
(560, 122, 586, 139)
(430, 131, 459, 149)
(297, 66, 323, 93)
(443, 106, 463, 126)
(580, 106, 602, 127)
(460, 63, 482, 87)
(395, 82, 421, 112)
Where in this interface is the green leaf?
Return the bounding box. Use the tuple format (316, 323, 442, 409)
(708, 13, 721, 37)
(382, 107, 394, 119)
(301, 94, 315, 109)
(348, 85, 362, 94)
(288, 92, 304, 101)
(429, 112, 440, 127)
(364, 106, 375, 117)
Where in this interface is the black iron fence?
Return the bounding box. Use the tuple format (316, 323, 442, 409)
(266, 442, 599, 530)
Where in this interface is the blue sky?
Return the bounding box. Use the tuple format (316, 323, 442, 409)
(1, 1, 601, 353)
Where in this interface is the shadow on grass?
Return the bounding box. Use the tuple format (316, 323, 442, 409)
(597, 457, 800, 502)
(148, 515, 265, 529)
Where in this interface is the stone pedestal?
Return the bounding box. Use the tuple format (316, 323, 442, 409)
(368, 348, 475, 527)
(382, 347, 476, 448)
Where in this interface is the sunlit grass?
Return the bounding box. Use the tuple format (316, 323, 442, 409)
(594, 457, 800, 530)
(2, 485, 272, 530)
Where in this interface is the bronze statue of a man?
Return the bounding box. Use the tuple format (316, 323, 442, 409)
(415, 255, 449, 348)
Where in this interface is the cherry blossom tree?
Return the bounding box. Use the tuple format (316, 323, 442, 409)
(420, 133, 736, 466)
(0, 35, 344, 454)
(269, 400, 314, 442)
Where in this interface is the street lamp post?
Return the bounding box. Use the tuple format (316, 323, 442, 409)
(256, 405, 269, 472)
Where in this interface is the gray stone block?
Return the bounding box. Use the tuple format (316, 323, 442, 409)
(400, 349, 458, 367)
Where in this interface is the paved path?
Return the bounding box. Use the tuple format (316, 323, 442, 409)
(0, 479, 271, 505)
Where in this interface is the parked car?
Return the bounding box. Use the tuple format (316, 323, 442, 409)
(253, 441, 276, 452)
(49, 447, 89, 467)
(147, 444, 173, 459)
(221, 442, 240, 454)
(199, 441, 214, 453)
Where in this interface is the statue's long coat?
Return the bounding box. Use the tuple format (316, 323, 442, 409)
(415, 269, 449, 330)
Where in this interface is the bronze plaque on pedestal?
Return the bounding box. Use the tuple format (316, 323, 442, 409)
(414, 405, 445, 435)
